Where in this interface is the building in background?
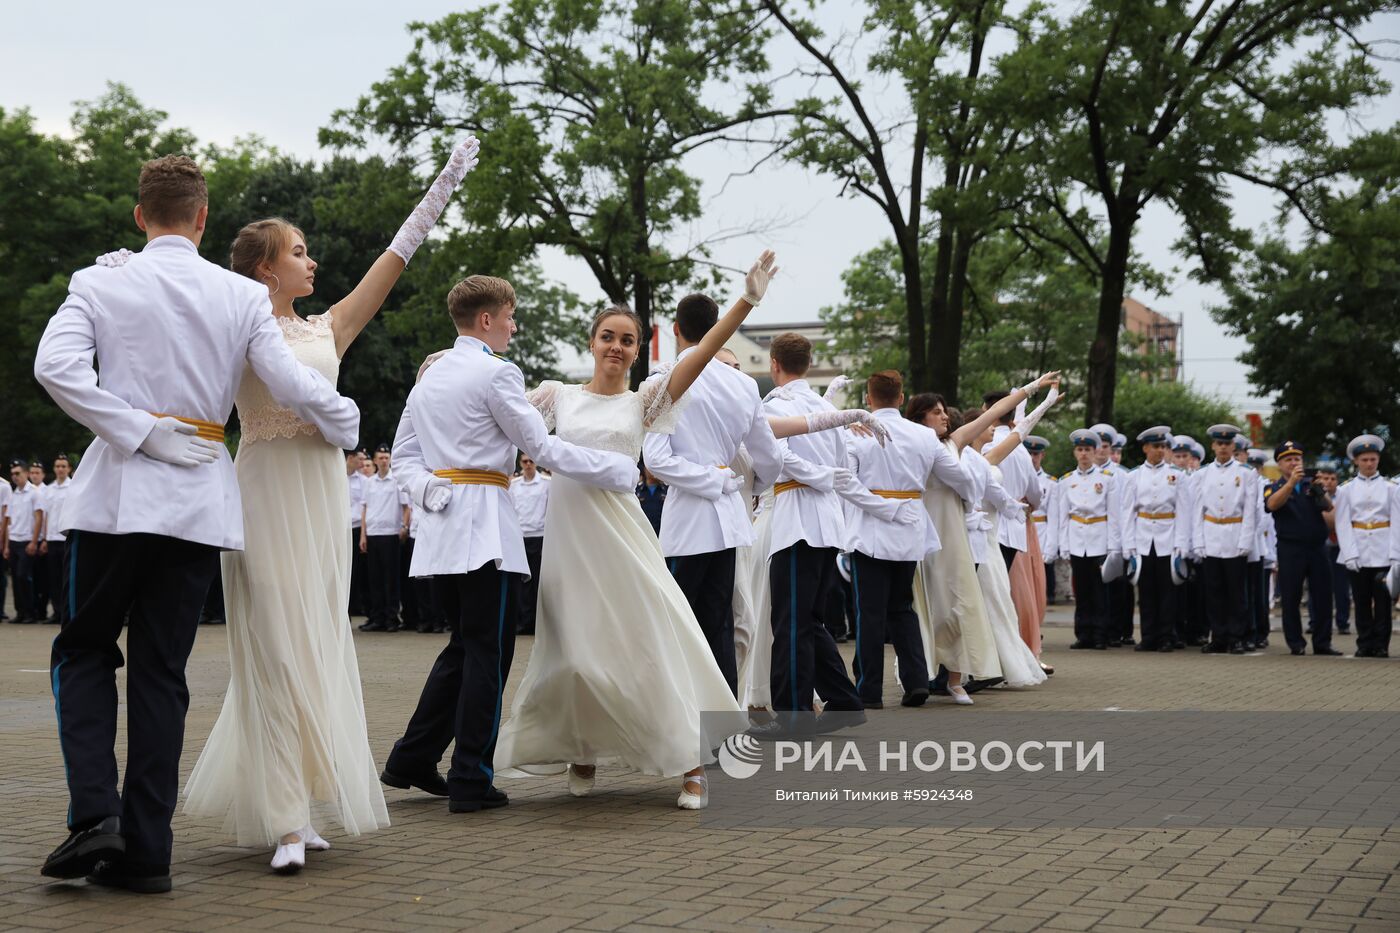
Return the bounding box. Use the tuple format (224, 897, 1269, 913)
(1122, 297, 1182, 382)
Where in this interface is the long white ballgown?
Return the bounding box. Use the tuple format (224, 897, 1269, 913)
(496, 381, 748, 779)
(913, 439, 1003, 682)
(184, 311, 389, 846)
(976, 464, 1048, 689)
(736, 488, 776, 710)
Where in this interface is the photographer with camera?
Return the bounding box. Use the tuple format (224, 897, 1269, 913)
(1266, 440, 1342, 655)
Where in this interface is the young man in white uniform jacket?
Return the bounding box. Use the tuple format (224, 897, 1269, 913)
(642, 294, 830, 697)
(845, 371, 973, 709)
(35, 156, 360, 890)
(383, 275, 638, 813)
(1189, 425, 1259, 653)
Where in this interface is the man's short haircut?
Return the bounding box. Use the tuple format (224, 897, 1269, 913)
(769, 332, 812, 376)
(982, 389, 1013, 425)
(867, 370, 904, 407)
(137, 155, 208, 227)
(448, 275, 517, 329)
(676, 293, 719, 343)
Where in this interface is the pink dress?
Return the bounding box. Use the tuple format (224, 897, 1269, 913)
(1010, 522, 1048, 657)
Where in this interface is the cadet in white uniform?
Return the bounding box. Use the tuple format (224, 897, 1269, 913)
(43, 455, 75, 624)
(384, 279, 638, 813)
(1118, 426, 1187, 652)
(0, 477, 10, 620)
(1058, 429, 1119, 649)
(1335, 434, 1395, 657)
(1190, 425, 1258, 654)
(347, 449, 368, 617)
(509, 456, 550, 635)
(6, 461, 43, 623)
(35, 154, 360, 888)
(360, 444, 410, 632)
(846, 371, 973, 708)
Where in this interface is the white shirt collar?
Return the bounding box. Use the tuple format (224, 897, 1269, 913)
(455, 335, 491, 355)
(143, 234, 199, 254)
(872, 407, 902, 421)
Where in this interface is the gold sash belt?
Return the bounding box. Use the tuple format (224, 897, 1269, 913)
(433, 469, 510, 489)
(148, 412, 225, 443)
(1069, 515, 1108, 525)
(1137, 511, 1175, 520)
(1352, 520, 1391, 530)
(1204, 514, 1242, 525)
(871, 489, 922, 500)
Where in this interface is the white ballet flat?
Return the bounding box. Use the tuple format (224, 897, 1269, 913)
(948, 685, 974, 706)
(301, 825, 330, 851)
(677, 773, 709, 810)
(271, 841, 305, 874)
(567, 765, 596, 798)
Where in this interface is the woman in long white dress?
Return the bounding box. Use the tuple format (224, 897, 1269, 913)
(495, 252, 779, 808)
(182, 139, 480, 872)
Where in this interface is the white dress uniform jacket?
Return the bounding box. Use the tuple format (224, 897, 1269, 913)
(760, 380, 852, 556)
(510, 473, 551, 537)
(1119, 460, 1187, 557)
(846, 409, 972, 562)
(43, 479, 73, 542)
(363, 471, 408, 536)
(7, 483, 41, 543)
(1188, 459, 1258, 559)
(392, 335, 637, 578)
(1031, 469, 1057, 558)
(1056, 466, 1119, 558)
(641, 350, 797, 558)
(986, 426, 1038, 551)
(34, 235, 360, 550)
(1335, 474, 1398, 568)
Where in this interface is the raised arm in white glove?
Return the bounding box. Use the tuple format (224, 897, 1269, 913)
(1013, 385, 1060, 439)
(138, 417, 221, 467)
(806, 408, 890, 447)
(823, 375, 854, 402)
(387, 137, 481, 265)
(741, 251, 781, 306)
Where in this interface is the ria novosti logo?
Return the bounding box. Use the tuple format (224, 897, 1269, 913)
(717, 733, 1105, 779)
(718, 733, 765, 779)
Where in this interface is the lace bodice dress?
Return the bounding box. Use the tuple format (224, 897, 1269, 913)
(184, 310, 389, 845)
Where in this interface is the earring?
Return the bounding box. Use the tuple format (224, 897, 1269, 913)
(268, 273, 281, 297)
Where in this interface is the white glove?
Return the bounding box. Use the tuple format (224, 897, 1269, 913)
(832, 467, 858, 496)
(1013, 386, 1060, 439)
(721, 468, 743, 496)
(1191, 548, 1205, 562)
(421, 475, 452, 512)
(895, 500, 923, 526)
(95, 248, 134, 268)
(138, 417, 221, 467)
(806, 409, 890, 447)
(823, 375, 854, 401)
(1344, 558, 1360, 573)
(388, 136, 480, 265)
(741, 249, 780, 306)
(1019, 371, 1060, 398)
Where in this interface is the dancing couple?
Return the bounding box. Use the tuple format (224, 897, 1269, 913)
(38, 137, 480, 888)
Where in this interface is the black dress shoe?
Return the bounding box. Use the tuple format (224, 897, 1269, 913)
(358, 621, 389, 632)
(1256, 638, 1269, 649)
(1291, 647, 1306, 656)
(1376, 650, 1390, 658)
(964, 677, 1003, 694)
(863, 701, 884, 710)
(85, 860, 171, 894)
(1172, 641, 1187, 649)
(1201, 642, 1227, 654)
(1337, 627, 1352, 635)
(1229, 643, 1246, 655)
(1106, 639, 1121, 648)
(1313, 647, 1343, 656)
(814, 709, 867, 732)
(1070, 640, 1094, 650)
(41, 816, 124, 880)
(448, 788, 509, 813)
(1092, 642, 1108, 650)
(1121, 637, 1136, 646)
(416, 622, 434, 633)
(900, 688, 929, 708)
(1156, 644, 1174, 653)
(380, 766, 449, 797)
(1133, 643, 1155, 652)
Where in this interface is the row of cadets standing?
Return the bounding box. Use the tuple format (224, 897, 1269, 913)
(1059, 429, 1117, 648)
(1334, 433, 1396, 657)
(1024, 437, 1057, 603)
(1088, 424, 1135, 644)
(509, 456, 550, 635)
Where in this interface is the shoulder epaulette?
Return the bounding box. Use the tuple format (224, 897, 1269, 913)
(1102, 468, 1114, 476)
(1060, 470, 1075, 480)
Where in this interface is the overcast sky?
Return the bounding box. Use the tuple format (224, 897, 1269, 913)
(6, 2, 1396, 415)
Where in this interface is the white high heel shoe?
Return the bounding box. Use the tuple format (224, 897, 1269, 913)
(301, 825, 330, 851)
(677, 773, 709, 810)
(271, 838, 306, 874)
(948, 685, 974, 706)
(567, 764, 596, 798)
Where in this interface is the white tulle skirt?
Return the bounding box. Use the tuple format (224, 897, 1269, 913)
(913, 484, 1003, 682)
(183, 432, 389, 846)
(496, 476, 748, 779)
(977, 516, 1048, 688)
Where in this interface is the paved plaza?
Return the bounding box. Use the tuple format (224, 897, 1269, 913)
(2, 606, 1398, 932)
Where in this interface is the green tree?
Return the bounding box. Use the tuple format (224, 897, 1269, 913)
(1213, 131, 1400, 464)
(325, 0, 786, 387)
(1018, 0, 1393, 423)
(764, 0, 1041, 400)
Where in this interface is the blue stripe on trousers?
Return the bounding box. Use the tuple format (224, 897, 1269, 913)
(479, 574, 508, 783)
(851, 557, 864, 694)
(789, 548, 799, 711)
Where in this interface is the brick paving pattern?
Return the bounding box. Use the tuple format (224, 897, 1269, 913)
(2, 603, 1397, 931)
